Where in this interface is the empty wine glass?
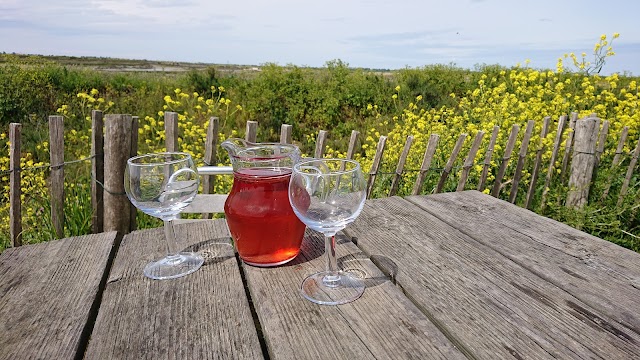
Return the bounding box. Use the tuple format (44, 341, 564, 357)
(288, 158, 367, 305)
(124, 152, 204, 280)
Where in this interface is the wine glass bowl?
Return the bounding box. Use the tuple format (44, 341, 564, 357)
(125, 152, 204, 280)
(289, 158, 367, 305)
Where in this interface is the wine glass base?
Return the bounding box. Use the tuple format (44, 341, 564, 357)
(300, 271, 365, 305)
(144, 252, 204, 280)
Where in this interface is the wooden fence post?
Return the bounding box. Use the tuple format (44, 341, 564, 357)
(389, 136, 413, 196)
(202, 117, 220, 219)
(346, 130, 360, 160)
(525, 117, 550, 209)
(412, 134, 439, 195)
(245, 121, 257, 143)
(9, 123, 22, 247)
(130, 116, 139, 231)
(366, 136, 387, 199)
(104, 114, 133, 234)
(49, 115, 65, 239)
(280, 124, 292, 144)
(436, 133, 467, 193)
(457, 131, 485, 191)
(491, 124, 519, 198)
(540, 115, 567, 211)
(566, 117, 599, 208)
(509, 120, 534, 203)
(560, 112, 578, 182)
(165, 112, 179, 152)
(601, 126, 629, 200)
(91, 110, 104, 234)
(314, 130, 328, 158)
(477, 126, 499, 192)
(617, 138, 640, 207)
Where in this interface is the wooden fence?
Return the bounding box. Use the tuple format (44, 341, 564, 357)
(6, 111, 640, 247)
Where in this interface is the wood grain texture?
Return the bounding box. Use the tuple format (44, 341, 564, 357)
(85, 220, 263, 360)
(566, 117, 599, 208)
(348, 193, 640, 359)
(0, 232, 118, 360)
(242, 229, 465, 360)
(346, 130, 360, 160)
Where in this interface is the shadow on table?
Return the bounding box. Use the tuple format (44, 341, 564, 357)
(184, 237, 235, 266)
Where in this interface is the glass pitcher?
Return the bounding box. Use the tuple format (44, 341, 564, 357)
(222, 138, 306, 267)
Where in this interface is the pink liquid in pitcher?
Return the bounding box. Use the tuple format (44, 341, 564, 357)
(224, 168, 306, 266)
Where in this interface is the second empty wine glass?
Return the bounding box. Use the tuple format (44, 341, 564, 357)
(124, 152, 203, 280)
(288, 158, 367, 305)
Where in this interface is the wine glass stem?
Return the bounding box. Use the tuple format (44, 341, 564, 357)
(163, 215, 180, 259)
(323, 233, 340, 287)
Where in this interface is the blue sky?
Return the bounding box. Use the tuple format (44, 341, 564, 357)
(1, 0, 639, 75)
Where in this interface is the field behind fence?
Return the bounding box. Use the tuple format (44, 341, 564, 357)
(4, 110, 639, 253)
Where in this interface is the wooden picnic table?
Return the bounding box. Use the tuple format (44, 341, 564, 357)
(1, 190, 639, 359)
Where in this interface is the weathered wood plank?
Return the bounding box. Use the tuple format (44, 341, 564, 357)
(389, 135, 413, 196)
(408, 191, 640, 347)
(566, 117, 599, 208)
(164, 111, 179, 152)
(366, 135, 387, 198)
(457, 130, 485, 191)
(601, 126, 629, 200)
(243, 230, 466, 360)
(349, 193, 640, 359)
(0, 232, 118, 360)
(85, 220, 263, 360)
(91, 110, 104, 234)
(491, 124, 519, 198)
(436, 133, 466, 193)
(412, 133, 439, 195)
(9, 123, 22, 247)
(477, 125, 499, 192)
(525, 116, 550, 209)
(509, 120, 534, 203)
(540, 115, 568, 210)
